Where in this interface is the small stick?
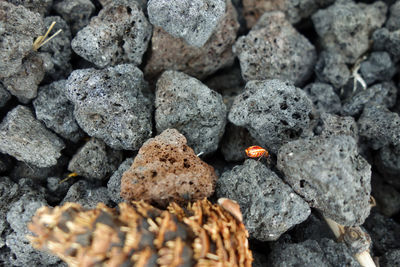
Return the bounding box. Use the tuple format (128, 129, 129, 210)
(33, 21, 62, 51)
(59, 172, 78, 184)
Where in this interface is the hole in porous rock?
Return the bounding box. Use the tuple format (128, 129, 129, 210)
(292, 113, 301, 120)
(151, 171, 157, 177)
(280, 102, 288, 110)
(168, 158, 176, 164)
(300, 180, 305, 188)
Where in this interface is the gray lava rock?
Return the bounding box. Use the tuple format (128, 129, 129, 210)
(46, 176, 73, 204)
(372, 174, 400, 217)
(66, 64, 153, 150)
(107, 157, 134, 204)
(0, 106, 65, 168)
(363, 211, 400, 254)
(155, 70, 226, 155)
(216, 160, 311, 241)
(386, 0, 400, 31)
(234, 11, 316, 85)
(0, 83, 11, 109)
(148, 0, 225, 47)
(312, 0, 387, 64)
(54, 0, 95, 34)
(1, 52, 45, 103)
(342, 82, 397, 117)
(303, 83, 341, 114)
(317, 113, 358, 141)
(71, 0, 152, 68)
(40, 16, 72, 81)
(33, 80, 84, 142)
(0, 1, 44, 79)
(68, 138, 123, 181)
(375, 144, 400, 189)
(10, 157, 68, 182)
(291, 213, 335, 242)
(372, 28, 400, 63)
(251, 251, 269, 267)
(380, 249, 400, 267)
(229, 79, 314, 154)
(315, 51, 351, 89)
(220, 124, 257, 162)
(359, 52, 396, 85)
(277, 135, 371, 226)
(358, 106, 400, 150)
(61, 180, 113, 209)
(0, 177, 19, 241)
(6, 0, 53, 16)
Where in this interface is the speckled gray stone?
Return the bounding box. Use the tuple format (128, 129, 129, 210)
(303, 83, 341, 114)
(375, 144, 400, 190)
(0, 2, 44, 79)
(66, 64, 153, 150)
(359, 52, 396, 85)
(148, 0, 225, 47)
(372, 174, 400, 217)
(107, 157, 134, 204)
(380, 249, 400, 267)
(312, 0, 387, 64)
(54, 0, 95, 34)
(372, 28, 400, 63)
(46, 176, 74, 204)
(317, 113, 358, 141)
(61, 180, 113, 209)
(0, 106, 65, 168)
(277, 135, 371, 226)
(229, 79, 314, 154)
(220, 124, 257, 162)
(342, 82, 397, 117)
(358, 106, 400, 150)
(0, 83, 11, 108)
(155, 70, 226, 155)
(68, 138, 123, 181)
(6, 0, 53, 16)
(40, 16, 72, 81)
(216, 160, 311, 241)
(33, 80, 84, 142)
(386, 0, 400, 31)
(71, 0, 152, 68)
(315, 51, 351, 89)
(234, 11, 316, 85)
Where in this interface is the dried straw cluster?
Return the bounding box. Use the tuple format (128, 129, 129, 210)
(28, 199, 252, 267)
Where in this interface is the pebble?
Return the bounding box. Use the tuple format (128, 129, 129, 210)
(66, 64, 153, 150)
(229, 79, 314, 154)
(155, 70, 226, 155)
(107, 157, 134, 204)
(312, 0, 387, 64)
(0, 106, 65, 168)
(68, 138, 123, 181)
(342, 82, 397, 117)
(6, 0, 53, 16)
(277, 135, 371, 226)
(54, 0, 95, 34)
(234, 11, 316, 85)
(358, 106, 400, 150)
(314, 51, 351, 89)
(121, 129, 217, 207)
(148, 0, 226, 47)
(359, 52, 396, 85)
(217, 160, 311, 241)
(317, 113, 358, 141)
(303, 82, 341, 115)
(33, 80, 84, 142)
(372, 28, 400, 63)
(71, 0, 151, 68)
(386, 0, 400, 31)
(144, 0, 239, 80)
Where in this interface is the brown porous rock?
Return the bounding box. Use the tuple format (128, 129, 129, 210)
(144, 0, 239, 80)
(121, 129, 217, 207)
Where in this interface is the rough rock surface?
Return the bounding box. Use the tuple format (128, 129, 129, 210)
(33, 80, 84, 142)
(220, 124, 257, 162)
(372, 175, 400, 217)
(0, 106, 65, 168)
(148, 0, 226, 47)
(54, 0, 95, 34)
(317, 113, 358, 141)
(71, 0, 151, 68)
(144, 0, 239, 80)
(277, 135, 371, 226)
(242, 0, 335, 27)
(234, 11, 316, 85)
(229, 79, 314, 154)
(6, 0, 53, 16)
(121, 129, 217, 207)
(216, 160, 310, 241)
(315, 51, 350, 89)
(372, 28, 400, 63)
(268, 239, 361, 266)
(359, 52, 396, 86)
(0, 1, 44, 79)
(380, 249, 400, 267)
(358, 106, 400, 150)
(375, 144, 400, 189)
(107, 157, 134, 204)
(66, 64, 153, 150)
(386, 0, 400, 31)
(303, 83, 341, 114)
(342, 82, 397, 117)
(41, 16, 72, 81)
(155, 71, 226, 155)
(312, 0, 387, 64)
(68, 138, 123, 181)
(0, 83, 11, 108)
(9, 157, 67, 182)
